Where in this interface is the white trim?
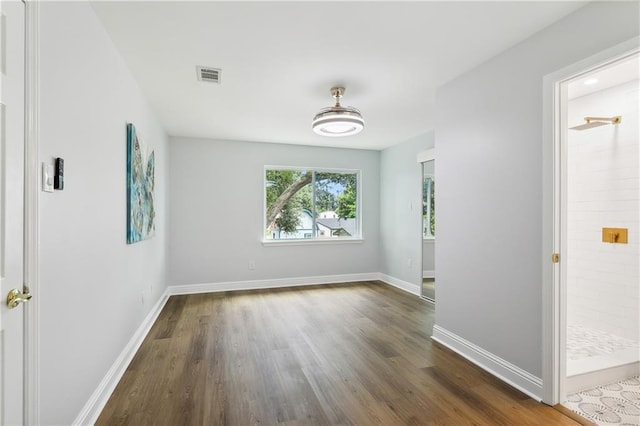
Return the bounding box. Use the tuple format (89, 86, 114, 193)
(168, 272, 424, 298)
(72, 291, 170, 426)
(566, 361, 640, 395)
(541, 36, 640, 405)
(416, 148, 435, 164)
(263, 165, 361, 174)
(262, 238, 364, 247)
(23, 0, 40, 423)
(432, 325, 543, 401)
(168, 273, 379, 295)
(422, 270, 435, 279)
(377, 273, 421, 296)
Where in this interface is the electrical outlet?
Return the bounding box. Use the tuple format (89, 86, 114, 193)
(248, 260, 256, 270)
(141, 291, 145, 305)
(407, 258, 412, 268)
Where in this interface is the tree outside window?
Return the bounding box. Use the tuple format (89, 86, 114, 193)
(423, 176, 435, 238)
(265, 168, 359, 240)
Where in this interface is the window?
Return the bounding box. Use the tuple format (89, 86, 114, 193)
(265, 168, 360, 241)
(423, 175, 435, 238)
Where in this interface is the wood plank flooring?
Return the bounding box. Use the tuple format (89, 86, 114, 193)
(97, 281, 579, 425)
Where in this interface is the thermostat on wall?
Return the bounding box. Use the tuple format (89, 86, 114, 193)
(54, 157, 64, 190)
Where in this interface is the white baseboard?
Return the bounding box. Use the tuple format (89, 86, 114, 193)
(566, 361, 640, 395)
(378, 273, 421, 296)
(72, 290, 170, 426)
(168, 272, 380, 295)
(431, 324, 543, 401)
(169, 273, 423, 300)
(422, 270, 435, 279)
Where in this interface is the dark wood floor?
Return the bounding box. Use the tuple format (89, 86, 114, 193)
(97, 281, 579, 425)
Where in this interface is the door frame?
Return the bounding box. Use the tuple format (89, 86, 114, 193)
(541, 36, 639, 406)
(417, 149, 435, 301)
(0, 0, 38, 422)
(24, 0, 39, 423)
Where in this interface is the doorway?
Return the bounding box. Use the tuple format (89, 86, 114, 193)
(1, 0, 38, 423)
(0, 0, 28, 424)
(419, 150, 435, 302)
(559, 52, 640, 424)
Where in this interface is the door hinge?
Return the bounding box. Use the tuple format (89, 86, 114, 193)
(552, 253, 560, 264)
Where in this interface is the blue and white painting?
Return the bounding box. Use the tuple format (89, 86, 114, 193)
(127, 123, 155, 244)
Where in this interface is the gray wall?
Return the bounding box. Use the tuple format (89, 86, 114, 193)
(380, 132, 435, 286)
(168, 138, 381, 285)
(423, 240, 435, 275)
(435, 1, 639, 378)
(39, 3, 169, 423)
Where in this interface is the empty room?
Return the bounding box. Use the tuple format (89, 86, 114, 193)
(1, 1, 638, 425)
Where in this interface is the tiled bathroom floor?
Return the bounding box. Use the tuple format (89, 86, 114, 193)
(564, 376, 640, 426)
(567, 325, 639, 361)
(566, 325, 640, 378)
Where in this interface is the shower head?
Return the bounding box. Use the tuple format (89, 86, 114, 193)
(570, 121, 610, 130)
(570, 116, 622, 131)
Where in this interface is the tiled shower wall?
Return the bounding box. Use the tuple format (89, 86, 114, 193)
(567, 79, 639, 345)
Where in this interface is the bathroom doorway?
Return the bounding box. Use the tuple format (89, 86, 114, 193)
(558, 52, 639, 423)
(420, 150, 435, 302)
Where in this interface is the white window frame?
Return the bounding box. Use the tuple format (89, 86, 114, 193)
(263, 166, 363, 245)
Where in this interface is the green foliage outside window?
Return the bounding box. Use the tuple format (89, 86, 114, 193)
(265, 169, 358, 239)
(423, 177, 435, 238)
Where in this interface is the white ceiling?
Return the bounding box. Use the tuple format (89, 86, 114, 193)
(91, 1, 586, 150)
(568, 54, 640, 100)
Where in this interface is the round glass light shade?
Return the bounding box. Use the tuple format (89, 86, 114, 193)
(312, 106, 364, 137)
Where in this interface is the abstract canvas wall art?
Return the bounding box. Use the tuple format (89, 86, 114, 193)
(127, 123, 155, 244)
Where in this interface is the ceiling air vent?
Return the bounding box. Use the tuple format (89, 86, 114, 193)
(196, 66, 221, 84)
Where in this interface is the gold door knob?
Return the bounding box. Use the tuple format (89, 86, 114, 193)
(6, 288, 32, 309)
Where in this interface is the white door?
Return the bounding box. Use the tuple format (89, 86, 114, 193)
(0, 0, 27, 425)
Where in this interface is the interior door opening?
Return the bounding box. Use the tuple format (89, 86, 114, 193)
(420, 151, 435, 303)
(0, 0, 27, 424)
(556, 52, 640, 424)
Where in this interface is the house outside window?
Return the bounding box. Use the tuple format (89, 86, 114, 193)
(264, 167, 360, 241)
(423, 175, 435, 239)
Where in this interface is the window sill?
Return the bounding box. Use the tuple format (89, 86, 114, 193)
(262, 238, 364, 247)
(423, 237, 435, 242)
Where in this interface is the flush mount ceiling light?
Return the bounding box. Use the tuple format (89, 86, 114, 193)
(312, 87, 364, 137)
